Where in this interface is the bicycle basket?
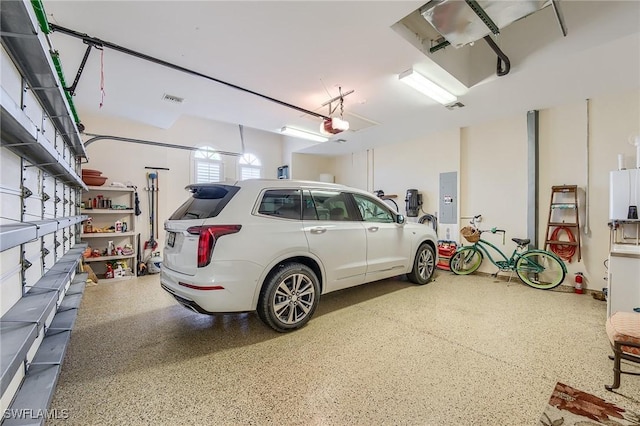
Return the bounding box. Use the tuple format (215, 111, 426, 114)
(461, 226, 480, 243)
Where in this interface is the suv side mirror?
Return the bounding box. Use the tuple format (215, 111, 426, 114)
(396, 214, 406, 224)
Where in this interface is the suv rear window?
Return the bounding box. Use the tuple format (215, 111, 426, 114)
(169, 184, 240, 220)
(257, 189, 301, 220)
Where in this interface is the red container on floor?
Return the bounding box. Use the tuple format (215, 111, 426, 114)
(437, 240, 458, 270)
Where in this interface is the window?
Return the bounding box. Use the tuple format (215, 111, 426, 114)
(239, 153, 262, 180)
(169, 185, 240, 220)
(352, 194, 395, 223)
(309, 190, 358, 221)
(258, 189, 301, 220)
(194, 146, 223, 183)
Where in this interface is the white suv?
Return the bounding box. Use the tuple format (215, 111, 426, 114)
(161, 179, 438, 332)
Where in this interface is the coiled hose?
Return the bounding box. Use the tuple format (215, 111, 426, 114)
(419, 214, 438, 232)
(549, 226, 576, 262)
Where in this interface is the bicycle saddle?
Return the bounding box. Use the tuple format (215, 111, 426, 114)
(512, 238, 530, 246)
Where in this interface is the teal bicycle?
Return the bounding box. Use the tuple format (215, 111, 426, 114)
(450, 215, 567, 290)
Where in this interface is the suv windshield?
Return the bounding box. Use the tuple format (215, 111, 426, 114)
(169, 184, 240, 220)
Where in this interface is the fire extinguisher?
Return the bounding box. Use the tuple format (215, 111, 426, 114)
(574, 272, 584, 294)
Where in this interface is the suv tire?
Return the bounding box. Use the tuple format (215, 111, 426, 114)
(258, 263, 320, 332)
(407, 243, 435, 285)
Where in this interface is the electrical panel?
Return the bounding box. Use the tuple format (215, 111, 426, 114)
(439, 172, 457, 224)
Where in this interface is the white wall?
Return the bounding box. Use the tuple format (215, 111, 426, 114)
(373, 128, 460, 218)
(327, 89, 640, 290)
(333, 150, 369, 190)
(290, 153, 335, 181)
(460, 115, 528, 274)
(281, 136, 318, 178)
(81, 113, 284, 253)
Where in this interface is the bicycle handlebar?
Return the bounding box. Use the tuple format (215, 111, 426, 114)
(468, 215, 508, 244)
(469, 215, 505, 236)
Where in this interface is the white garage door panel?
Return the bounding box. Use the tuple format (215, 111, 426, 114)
(0, 149, 23, 223)
(1, 149, 22, 188)
(42, 175, 56, 219)
(1, 45, 23, 107)
(62, 145, 72, 168)
(70, 189, 78, 211)
(41, 116, 56, 144)
(22, 162, 42, 221)
(55, 231, 63, 261)
(56, 181, 65, 218)
(22, 239, 44, 288)
(64, 186, 73, 217)
(66, 227, 73, 252)
(0, 248, 23, 316)
(0, 190, 21, 224)
(61, 227, 69, 253)
(42, 233, 56, 270)
(21, 87, 43, 133)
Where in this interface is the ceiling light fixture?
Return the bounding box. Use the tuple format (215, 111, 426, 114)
(399, 68, 457, 106)
(281, 126, 328, 143)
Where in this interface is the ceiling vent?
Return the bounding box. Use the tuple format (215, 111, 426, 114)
(161, 93, 185, 104)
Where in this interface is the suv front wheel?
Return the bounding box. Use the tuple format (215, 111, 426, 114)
(407, 243, 436, 285)
(258, 263, 320, 332)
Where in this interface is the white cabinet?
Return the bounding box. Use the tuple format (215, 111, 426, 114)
(607, 248, 640, 317)
(81, 186, 138, 280)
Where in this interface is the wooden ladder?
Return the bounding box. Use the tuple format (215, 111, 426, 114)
(545, 185, 581, 262)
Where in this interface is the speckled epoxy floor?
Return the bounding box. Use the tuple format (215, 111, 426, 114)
(48, 272, 640, 425)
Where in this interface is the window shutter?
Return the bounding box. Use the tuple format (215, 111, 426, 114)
(240, 166, 261, 180)
(196, 160, 222, 183)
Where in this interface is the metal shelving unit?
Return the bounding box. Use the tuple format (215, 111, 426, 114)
(0, 0, 90, 419)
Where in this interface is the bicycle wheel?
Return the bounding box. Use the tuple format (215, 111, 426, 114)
(450, 247, 483, 275)
(516, 251, 566, 290)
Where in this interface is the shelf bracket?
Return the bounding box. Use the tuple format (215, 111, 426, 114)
(21, 257, 32, 271)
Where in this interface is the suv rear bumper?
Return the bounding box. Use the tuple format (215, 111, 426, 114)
(161, 283, 212, 314)
(160, 260, 262, 313)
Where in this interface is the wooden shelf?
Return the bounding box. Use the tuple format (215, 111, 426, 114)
(81, 232, 136, 238)
(83, 254, 136, 262)
(85, 186, 134, 192)
(81, 208, 133, 214)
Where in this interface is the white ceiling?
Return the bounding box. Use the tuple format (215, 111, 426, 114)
(44, 1, 640, 156)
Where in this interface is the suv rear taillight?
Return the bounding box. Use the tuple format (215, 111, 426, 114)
(187, 225, 242, 267)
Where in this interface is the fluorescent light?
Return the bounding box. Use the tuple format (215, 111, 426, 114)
(399, 68, 457, 105)
(280, 126, 328, 143)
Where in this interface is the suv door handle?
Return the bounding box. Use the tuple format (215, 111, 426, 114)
(368, 226, 379, 232)
(310, 227, 327, 234)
